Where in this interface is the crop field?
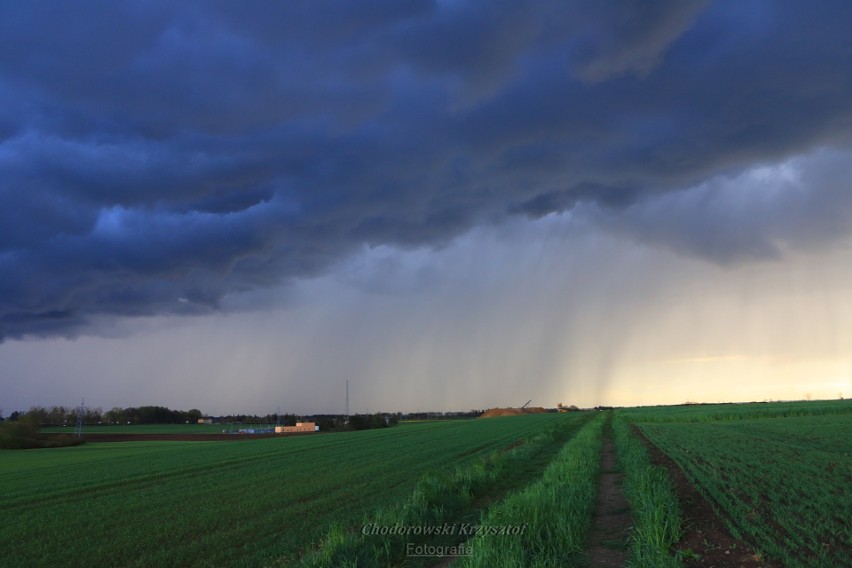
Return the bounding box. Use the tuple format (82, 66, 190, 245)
(625, 399, 852, 568)
(456, 414, 604, 567)
(299, 413, 605, 567)
(3, 401, 849, 567)
(1, 413, 594, 567)
(636, 413, 851, 567)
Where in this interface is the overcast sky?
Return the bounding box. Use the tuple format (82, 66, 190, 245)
(2, 1, 851, 415)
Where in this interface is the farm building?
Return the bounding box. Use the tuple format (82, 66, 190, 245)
(275, 421, 319, 433)
(197, 418, 214, 424)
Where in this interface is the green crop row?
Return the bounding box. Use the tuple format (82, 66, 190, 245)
(456, 412, 605, 567)
(1, 414, 568, 567)
(612, 415, 682, 568)
(638, 414, 851, 568)
(619, 399, 851, 424)
(296, 413, 594, 567)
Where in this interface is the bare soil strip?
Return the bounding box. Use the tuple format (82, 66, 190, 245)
(585, 419, 631, 567)
(632, 425, 780, 568)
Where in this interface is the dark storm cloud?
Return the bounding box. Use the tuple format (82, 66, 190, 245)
(2, 0, 852, 340)
(593, 148, 852, 263)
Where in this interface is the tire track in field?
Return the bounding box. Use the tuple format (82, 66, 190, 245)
(586, 414, 631, 567)
(633, 425, 780, 568)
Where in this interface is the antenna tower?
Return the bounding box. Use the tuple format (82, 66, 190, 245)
(346, 380, 349, 418)
(74, 398, 85, 437)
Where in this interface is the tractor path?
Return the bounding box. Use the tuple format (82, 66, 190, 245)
(585, 418, 631, 567)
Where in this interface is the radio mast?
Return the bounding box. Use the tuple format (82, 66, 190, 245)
(74, 398, 85, 437)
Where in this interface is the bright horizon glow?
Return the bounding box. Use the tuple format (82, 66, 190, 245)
(2, 182, 850, 415)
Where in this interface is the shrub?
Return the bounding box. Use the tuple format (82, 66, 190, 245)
(0, 421, 84, 449)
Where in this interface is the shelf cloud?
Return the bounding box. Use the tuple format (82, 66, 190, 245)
(3, 1, 852, 341)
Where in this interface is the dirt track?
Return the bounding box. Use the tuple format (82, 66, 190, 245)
(586, 419, 631, 567)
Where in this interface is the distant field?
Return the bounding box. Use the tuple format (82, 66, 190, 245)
(39, 422, 260, 434)
(2, 413, 581, 567)
(618, 398, 849, 423)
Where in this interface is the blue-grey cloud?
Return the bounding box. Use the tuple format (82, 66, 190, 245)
(596, 148, 852, 263)
(2, 0, 852, 340)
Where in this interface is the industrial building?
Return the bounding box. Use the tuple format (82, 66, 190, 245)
(275, 421, 318, 433)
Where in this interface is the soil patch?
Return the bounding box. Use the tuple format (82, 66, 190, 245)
(585, 421, 631, 567)
(480, 407, 549, 418)
(632, 425, 780, 568)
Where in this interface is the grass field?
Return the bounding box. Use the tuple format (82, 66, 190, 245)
(636, 413, 851, 567)
(457, 413, 605, 567)
(1, 413, 579, 567)
(299, 412, 597, 567)
(624, 399, 852, 568)
(4, 401, 850, 567)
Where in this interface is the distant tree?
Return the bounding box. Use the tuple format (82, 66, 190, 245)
(20, 411, 42, 427)
(10, 411, 21, 422)
(0, 420, 39, 448)
(314, 416, 336, 431)
(104, 407, 127, 424)
(347, 414, 370, 430)
(26, 406, 49, 425)
(84, 407, 103, 424)
(180, 408, 204, 424)
(142, 406, 177, 423)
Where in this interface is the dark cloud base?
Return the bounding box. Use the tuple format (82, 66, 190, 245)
(2, 0, 852, 340)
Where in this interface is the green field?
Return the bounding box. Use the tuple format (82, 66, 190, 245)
(622, 399, 852, 568)
(457, 413, 604, 567)
(619, 399, 850, 423)
(636, 413, 851, 567)
(1, 413, 589, 567)
(4, 401, 850, 567)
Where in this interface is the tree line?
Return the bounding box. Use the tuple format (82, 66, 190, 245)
(0, 407, 483, 428)
(0, 407, 401, 430)
(2, 405, 203, 426)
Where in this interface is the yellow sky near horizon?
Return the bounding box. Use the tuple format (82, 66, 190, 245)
(2, 214, 851, 414)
